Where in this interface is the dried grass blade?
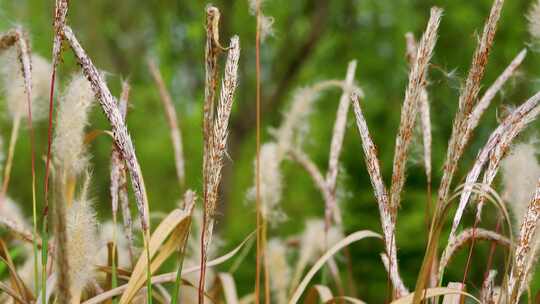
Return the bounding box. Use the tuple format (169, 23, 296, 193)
(305, 285, 333, 304)
(0, 240, 33, 302)
(215, 273, 240, 304)
(83, 232, 254, 304)
(326, 296, 367, 304)
(119, 200, 195, 304)
(0, 281, 28, 304)
(391, 287, 480, 304)
(441, 283, 466, 304)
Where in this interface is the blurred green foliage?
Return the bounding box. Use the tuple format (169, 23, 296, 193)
(1, 0, 540, 302)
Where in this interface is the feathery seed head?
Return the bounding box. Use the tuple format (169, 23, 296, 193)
(267, 238, 290, 304)
(53, 73, 95, 175)
(501, 142, 540, 232)
(527, 1, 540, 41)
(298, 219, 343, 264)
(0, 50, 51, 120)
(248, 0, 274, 41)
(66, 199, 99, 294)
(248, 0, 260, 13)
(248, 142, 285, 224)
(275, 87, 317, 155)
(97, 221, 132, 269)
(0, 197, 28, 229)
(273, 80, 359, 157)
(259, 15, 275, 41)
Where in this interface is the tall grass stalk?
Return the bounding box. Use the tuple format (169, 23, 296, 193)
(2, 28, 40, 299)
(148, 59, 186, 189)
(255, 0, 263, 301)
(43, 2, 69, 302)
(325, 60, 357, 228)
(201, 6, 221, 302)
(200, 33, 240, 303)
(0, 27, 41, 298)
(53, 171, 72, 303)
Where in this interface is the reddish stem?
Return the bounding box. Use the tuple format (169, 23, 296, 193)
(43, 69, 56, 224)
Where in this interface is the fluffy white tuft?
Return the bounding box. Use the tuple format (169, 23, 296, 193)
(259, 14, 275, 41)
(0, 50, 52, 120)
(298, 219, 343, 265)
(275, 87, 318, 154)
(248, 0, 274, 41)
(97, 221, 133, 269)
(0, 197, 28, 229)
(528, 0, 540, 41)
(66, 199, 99, 294)
(290, 219, 343, 289)
(247, 142, 286, 224)
(248, 0, 263, 14)
(501, 142, 540, 232)
(267, 238, 290, 304)
(502, 141, 540, 291)
(53, 73, 95, 175)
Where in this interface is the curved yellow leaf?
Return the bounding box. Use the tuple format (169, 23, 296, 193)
(119, 200, 194, 304)
(289, 230, 381, 304)
(391, 287, 481, 304)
